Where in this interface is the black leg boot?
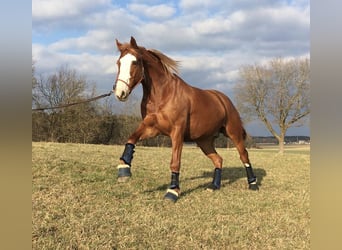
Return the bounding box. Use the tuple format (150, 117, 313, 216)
(117, 143, 135, 182)
(244, 163, 258, 190)
(164, 172, 180, 202)
(207, 168, 222, 191)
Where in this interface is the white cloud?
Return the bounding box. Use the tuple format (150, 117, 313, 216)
(32, 0, 310, 98)
(32, 0, 111, 20)
(49, 30, 114, 53)
(32, 43, 117, 92)
(128, 3, 176, 20)
(192, 17, 232, 35)
(191, 11, 247, 36)
(179, 0, 225, 11)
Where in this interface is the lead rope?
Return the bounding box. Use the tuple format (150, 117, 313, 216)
(32, 91, 113, 111)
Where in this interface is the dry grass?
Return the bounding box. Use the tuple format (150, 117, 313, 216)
(32, 142, 310, 249)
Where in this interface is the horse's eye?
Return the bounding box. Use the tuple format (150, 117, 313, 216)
(132, 60, 138, 66)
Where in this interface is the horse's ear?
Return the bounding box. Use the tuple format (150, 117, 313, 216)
(116, 39, 123, 51)
(130, 36, 138, 49)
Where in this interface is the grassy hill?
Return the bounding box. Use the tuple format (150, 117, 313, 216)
(32, 142, 310, 249)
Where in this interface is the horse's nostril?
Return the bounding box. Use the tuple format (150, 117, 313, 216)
(121, 91, 125, 98)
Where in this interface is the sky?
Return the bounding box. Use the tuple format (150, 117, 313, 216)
(32, 0, 310, 136)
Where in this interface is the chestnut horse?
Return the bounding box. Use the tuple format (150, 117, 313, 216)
(114, 37, 257, 202)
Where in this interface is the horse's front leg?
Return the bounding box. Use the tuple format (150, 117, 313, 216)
(117, 116, 159, 182)
(164, 128, 184, 202)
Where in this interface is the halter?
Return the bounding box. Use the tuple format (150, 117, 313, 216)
(116, 79, 132, 93)
(115, 60, 145, 94)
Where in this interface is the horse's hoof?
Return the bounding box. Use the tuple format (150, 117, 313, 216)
(164, 189, 179, 202)
(206, 183, 220, 192)
(117, 164, 131, 182)
(248, 183, 259, 191)
(117, 176, 131, 183)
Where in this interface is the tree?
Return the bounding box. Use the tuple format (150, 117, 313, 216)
(32, 60, 38, 106)
(32, 63, 146, 145)
(234, 57, 310, 153)
(33, 65, 87, 110)
(32, 65, 99, 142)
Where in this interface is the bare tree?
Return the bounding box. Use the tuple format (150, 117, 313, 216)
(32, 63, 145, 145)
(33, 65, 87, 109)
(234, 57, 310, 153)
(32, 60, 38, 106)
(32, 65, 96, 142)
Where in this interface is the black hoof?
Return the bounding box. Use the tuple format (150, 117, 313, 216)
(248, 182, 259, 191)
(117, 164, 131, 182)
(164, 189, 179, 202)
(117, 176, 131, 183)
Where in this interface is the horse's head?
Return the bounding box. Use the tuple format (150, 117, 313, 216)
(114, 36, 144, 101)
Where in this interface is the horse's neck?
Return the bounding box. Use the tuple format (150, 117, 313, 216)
(141, 64, 171, 104)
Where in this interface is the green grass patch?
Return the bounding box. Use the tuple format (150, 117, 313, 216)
(32, 142, 310, 249)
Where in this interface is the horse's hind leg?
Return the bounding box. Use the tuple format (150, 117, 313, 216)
(226, 126, 258, 190)
(196, 138, 223, 190)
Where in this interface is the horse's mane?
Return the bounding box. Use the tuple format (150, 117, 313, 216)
(118, 42, 180, 77)
(147, 49, 180, 77)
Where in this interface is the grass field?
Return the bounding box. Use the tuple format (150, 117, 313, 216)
(32, 142, 310, 249)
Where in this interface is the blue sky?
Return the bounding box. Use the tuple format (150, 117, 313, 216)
(32, 0, 310, 136)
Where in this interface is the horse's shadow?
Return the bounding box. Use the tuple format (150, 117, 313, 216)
(144, 167, 266, 197)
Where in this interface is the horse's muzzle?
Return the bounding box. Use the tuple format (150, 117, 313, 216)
(115, 90, 129, 102)
(114, 79, 131, 101)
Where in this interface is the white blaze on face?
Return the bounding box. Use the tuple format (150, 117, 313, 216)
(115, 53, 137, 101)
